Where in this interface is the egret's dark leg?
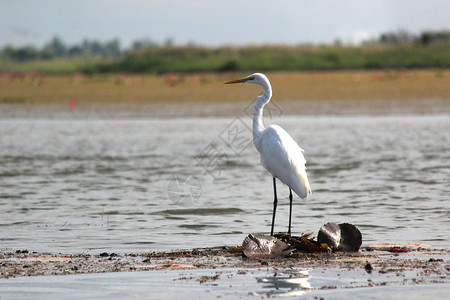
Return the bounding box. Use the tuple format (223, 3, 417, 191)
(271, 177, 278, 236)
(288, 188, 293, 235)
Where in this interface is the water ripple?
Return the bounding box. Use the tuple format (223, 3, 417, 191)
(0, 116, 449, 251)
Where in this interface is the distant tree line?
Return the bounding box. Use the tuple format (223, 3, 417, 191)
(377, 30, 450, 46)
(0, 30, 448, 65)
(0, 37, 122, 61)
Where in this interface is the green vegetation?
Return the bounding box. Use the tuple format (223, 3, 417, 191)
(85, 44, 449, 74)
(1, 30, 449, 74)
(0, 58, 94, 74)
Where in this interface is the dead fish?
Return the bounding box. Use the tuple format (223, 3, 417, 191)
(242, 233, 293, 258)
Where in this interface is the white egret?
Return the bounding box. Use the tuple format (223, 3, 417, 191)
(225, 73, 311, 236)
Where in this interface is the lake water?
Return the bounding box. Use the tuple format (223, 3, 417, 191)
(0, 103, 449, 253)
(2, 267, 449, 299)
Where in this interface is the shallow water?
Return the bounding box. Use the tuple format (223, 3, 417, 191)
(1, 267, 449, 299)
(0, 109, 449, 252)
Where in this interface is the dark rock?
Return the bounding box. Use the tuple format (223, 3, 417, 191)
(364, 262, 373, 273)
(260, 260, 268, 266)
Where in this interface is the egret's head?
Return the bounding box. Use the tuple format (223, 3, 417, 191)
(224, 73, 270, 86)
(224, 73, 272, 104)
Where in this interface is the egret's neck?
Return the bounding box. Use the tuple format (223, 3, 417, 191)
(253, 86, 272, 151)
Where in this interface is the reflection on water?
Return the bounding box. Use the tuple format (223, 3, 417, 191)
(0, 114, 449, 252)
(255, 269, 310, 297)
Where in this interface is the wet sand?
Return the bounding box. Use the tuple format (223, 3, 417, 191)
(1, 245, 448, 295)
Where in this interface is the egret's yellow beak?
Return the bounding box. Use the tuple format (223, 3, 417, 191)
(224, 77, 249, 84)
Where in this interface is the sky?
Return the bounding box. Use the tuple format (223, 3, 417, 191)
(1, 0, 449, 49)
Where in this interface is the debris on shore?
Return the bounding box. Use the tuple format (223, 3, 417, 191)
(1, 243, 448, 280)
(0, 224, 448, 282)
(242, 222, 362, 258)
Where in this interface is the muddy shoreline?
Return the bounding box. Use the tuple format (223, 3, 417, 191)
(1, 245, 448, 282)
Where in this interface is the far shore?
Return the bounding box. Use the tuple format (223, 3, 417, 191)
(1, 70, 448, 103)
(1, 70, 448, 117)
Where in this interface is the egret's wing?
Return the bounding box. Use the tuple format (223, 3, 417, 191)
(259, 125, 311, 198)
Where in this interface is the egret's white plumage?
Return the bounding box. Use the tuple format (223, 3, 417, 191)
(225, 73, 311, 235)
(257, 124, 310, 198)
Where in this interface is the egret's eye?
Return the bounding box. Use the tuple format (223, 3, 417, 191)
(248, 76, 255, 80)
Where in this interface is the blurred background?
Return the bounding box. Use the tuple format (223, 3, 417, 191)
(0, 1, 449, 253)
(0, 1, 449, 85)
(0, 0, 449, 114)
